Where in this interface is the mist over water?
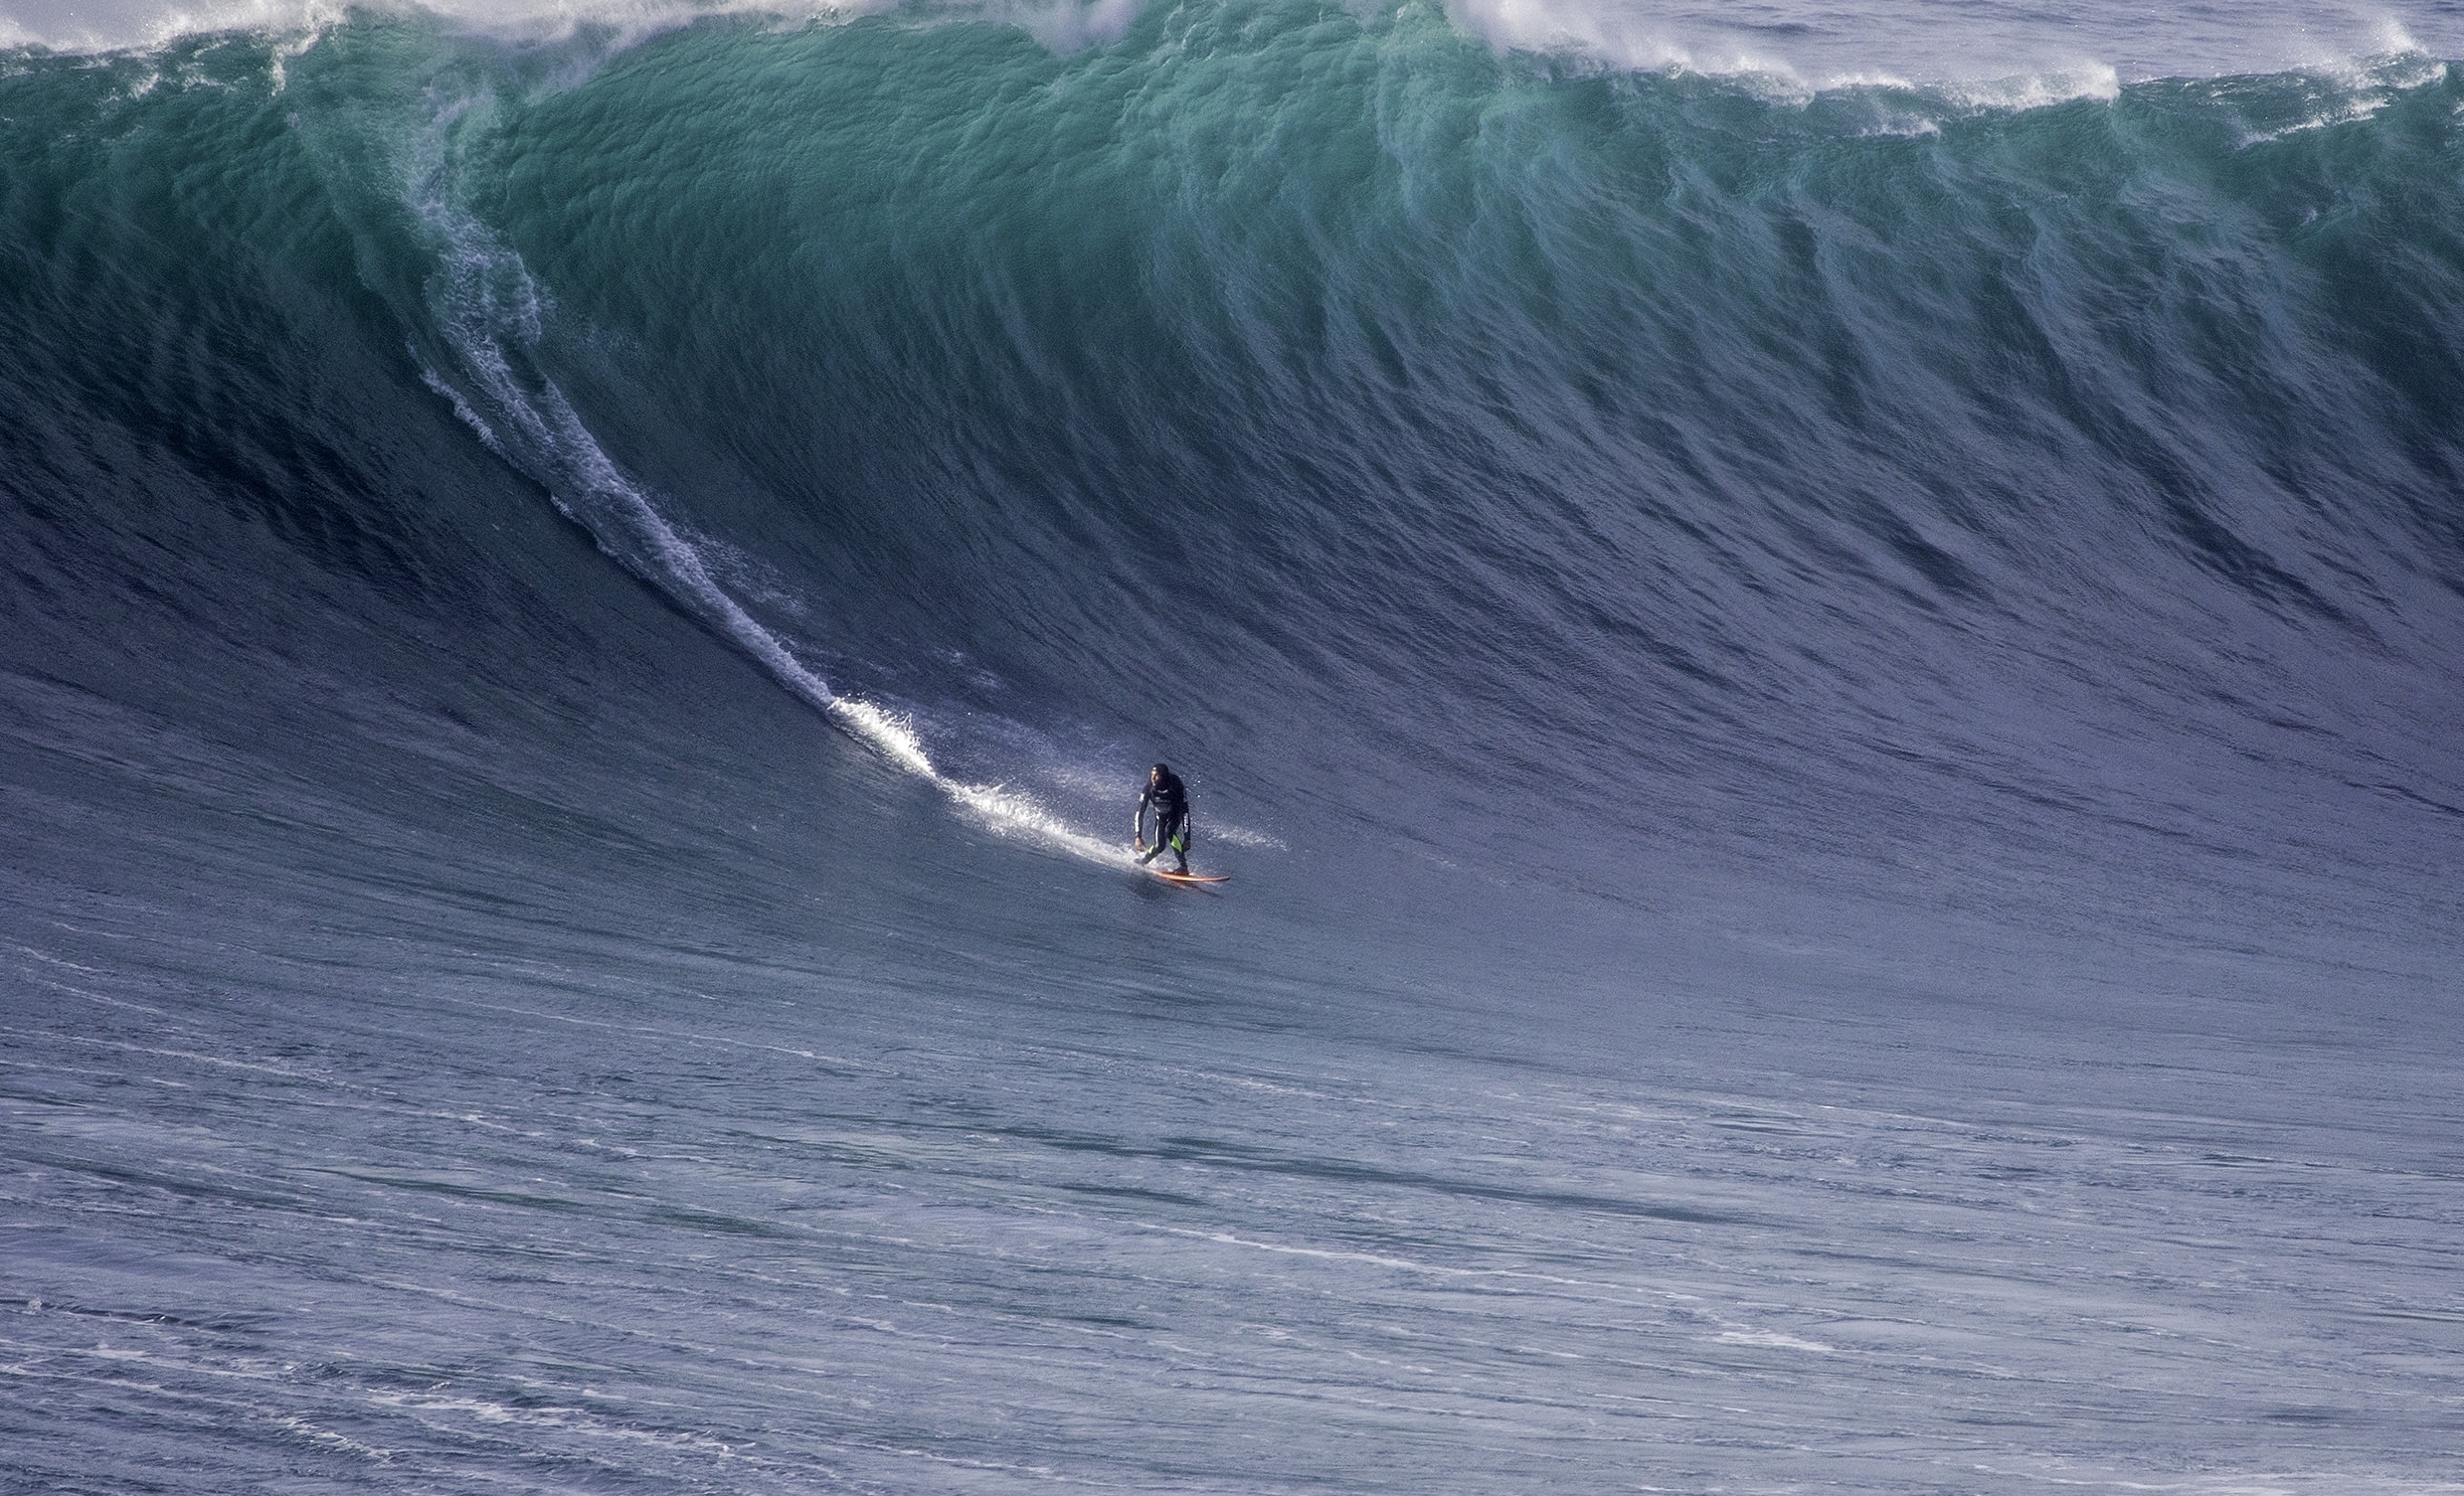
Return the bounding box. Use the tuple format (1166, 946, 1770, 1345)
(4, 1, 2462, 1491)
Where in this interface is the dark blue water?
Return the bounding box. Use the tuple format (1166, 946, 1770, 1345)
(4, 5, 2461, 1491)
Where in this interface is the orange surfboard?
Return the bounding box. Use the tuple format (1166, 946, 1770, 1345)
(1148, 868, 1229, 885)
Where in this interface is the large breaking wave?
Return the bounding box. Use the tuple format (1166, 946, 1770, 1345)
(5, 0, 2461, 960)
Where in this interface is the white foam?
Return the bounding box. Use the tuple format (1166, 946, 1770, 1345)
(1438, 0, 2452, 98)
(0, 0, 864, 56)
(1206, 822, 1288, 851)
(1714, 1328, 1839, 1354)
(1442, 0, 1791, 86)
(1438, 0, 2124, 102)
(2237, 92, 2396, 146)
(0, 0, 1161, 56)
(2232, 57, 2448, 146)
(1935, 64, 2121, 110)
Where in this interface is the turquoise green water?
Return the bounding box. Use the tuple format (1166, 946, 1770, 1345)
(4, 7, 2461, 1490)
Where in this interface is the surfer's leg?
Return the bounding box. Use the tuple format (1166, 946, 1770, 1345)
(1167, 816, 1189, 873)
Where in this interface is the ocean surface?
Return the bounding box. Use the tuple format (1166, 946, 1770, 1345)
(4, 1, 2462, 1490)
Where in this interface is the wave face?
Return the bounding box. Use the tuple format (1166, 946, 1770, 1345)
(5, 6, 2463, 1492)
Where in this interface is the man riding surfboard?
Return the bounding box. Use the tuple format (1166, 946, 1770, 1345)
(1134, 762, 1192, 875)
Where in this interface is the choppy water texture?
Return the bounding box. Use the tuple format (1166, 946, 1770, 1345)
(3, 2, 2461, 1491)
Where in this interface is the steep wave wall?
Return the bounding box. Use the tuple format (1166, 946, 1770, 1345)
(5, 1, 2462, 960)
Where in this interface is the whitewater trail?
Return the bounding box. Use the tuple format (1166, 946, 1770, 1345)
(407, 103, 1134, 871)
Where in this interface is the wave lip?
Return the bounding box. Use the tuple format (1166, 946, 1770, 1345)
(0, 0, 878, 55)
(9, 0, 2462, 86)
(1440, 0, 2460, 93)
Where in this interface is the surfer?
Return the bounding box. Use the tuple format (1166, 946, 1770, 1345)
(1134, 762, 1192, 875)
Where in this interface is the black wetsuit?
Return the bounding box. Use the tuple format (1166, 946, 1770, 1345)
(1137, 772, 1191, 871)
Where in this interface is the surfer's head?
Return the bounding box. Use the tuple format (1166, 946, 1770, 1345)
(1151, 762, 1170, 782)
